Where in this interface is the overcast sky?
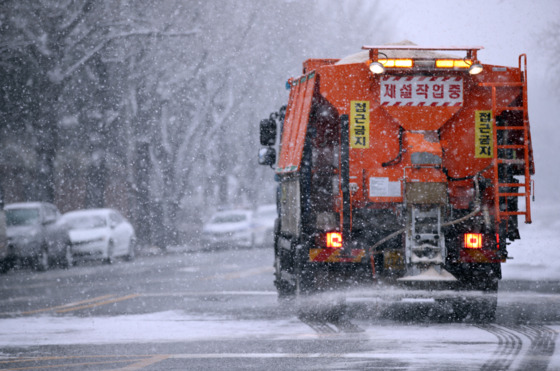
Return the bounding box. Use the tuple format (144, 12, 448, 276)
(380, 0, 559, 69)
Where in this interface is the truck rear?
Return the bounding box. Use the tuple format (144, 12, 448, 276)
(258, 45, 534, 321)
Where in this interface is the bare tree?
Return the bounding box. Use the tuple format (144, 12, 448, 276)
(0, 0, 196, 206)
(540, 21, 560, 89)
(0, 0, 392, 247)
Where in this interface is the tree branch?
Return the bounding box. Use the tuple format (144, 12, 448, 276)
(53, 29, 199, 83)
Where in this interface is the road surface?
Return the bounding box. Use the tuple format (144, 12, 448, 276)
(0, 245, 558, 370)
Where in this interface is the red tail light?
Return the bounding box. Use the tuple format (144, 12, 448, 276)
(326, 232, 343, 248)
(464, 233, 483, 249)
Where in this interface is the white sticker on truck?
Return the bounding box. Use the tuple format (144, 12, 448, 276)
(369, 177, 402, 197)
(380, 76, 463, 107)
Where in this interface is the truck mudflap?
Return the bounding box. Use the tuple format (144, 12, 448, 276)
(397, 266, 457, 282)
(309, 248, 365, 263)
(460, 248, 507, 263)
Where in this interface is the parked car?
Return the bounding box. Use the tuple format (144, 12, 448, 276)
(201, 209, 255, 248)
(59, 208, 136, 264)
(5, 202, 70, 270)
(252, 204, 277, 247)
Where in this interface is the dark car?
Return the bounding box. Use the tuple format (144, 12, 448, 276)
(5, 202, 71, 270)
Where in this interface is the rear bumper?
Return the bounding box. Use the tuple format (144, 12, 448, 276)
(201, 231, 253, 247)
(7, 240, 41, 258)
(71, 241, 108, 257)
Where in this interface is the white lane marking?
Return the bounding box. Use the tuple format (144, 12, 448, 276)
(178, 267, 200, 273)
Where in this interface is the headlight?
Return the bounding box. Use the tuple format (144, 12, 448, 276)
(468, 63, 483, 75)
(369, 61, 385, 74)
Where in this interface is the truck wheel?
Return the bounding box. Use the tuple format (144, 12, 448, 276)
(474, 295, 497, 322)
(274, 255, 295, 299)
(450, 294, 497, 323)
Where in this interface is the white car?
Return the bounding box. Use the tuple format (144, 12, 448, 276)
(252, 204, 277, 247)
(201, 209, 254, 248)
(60, 208, 136, 264)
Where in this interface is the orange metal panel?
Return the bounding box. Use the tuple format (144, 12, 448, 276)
(317, 64, 373, 114)
(303, 59, 339, 74)
(280, 52, 531, 219)
(383, 106, 461, 131)
(276, 74, 316, 174)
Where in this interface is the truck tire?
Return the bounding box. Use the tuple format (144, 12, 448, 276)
(293, 244, 319, 295)
(274, 254, 296, 298)
(451, 294, 497, 323)
(445, 262, 499, 322)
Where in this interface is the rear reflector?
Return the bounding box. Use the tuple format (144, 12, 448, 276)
(464, 233, 483, 249)
(326, 232, 343, 248)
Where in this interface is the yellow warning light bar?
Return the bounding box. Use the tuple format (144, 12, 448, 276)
(435, 59, 473, 69)
(378, 59, 414, 68)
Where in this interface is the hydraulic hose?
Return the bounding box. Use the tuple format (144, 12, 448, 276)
(367, 176, 482, 257)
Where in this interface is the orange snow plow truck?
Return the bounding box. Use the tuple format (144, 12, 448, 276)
(258, 45, 534, 321)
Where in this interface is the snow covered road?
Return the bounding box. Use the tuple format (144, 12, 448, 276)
(0, 227, 558, 370)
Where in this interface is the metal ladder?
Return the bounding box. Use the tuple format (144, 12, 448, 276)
(480, 54, 533, 229)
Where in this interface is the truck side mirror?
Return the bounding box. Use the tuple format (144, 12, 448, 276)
(260, 118, 276, 146)
(258, 147, 276, 167)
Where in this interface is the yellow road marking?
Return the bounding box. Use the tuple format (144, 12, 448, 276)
(0, 355, 148, 364)
(3, 289, 275, 317)
(0, 358, 141, 370)
(56, 294, 140, 313)
(0, 355, 169, 371)
(110, 355, 171, 371)
(0, 353, 352, 370)
(17, 294, 115, 316)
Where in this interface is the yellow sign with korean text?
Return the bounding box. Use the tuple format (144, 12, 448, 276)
(350, 101, 370, 149)
(475, 110, 493, 158)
